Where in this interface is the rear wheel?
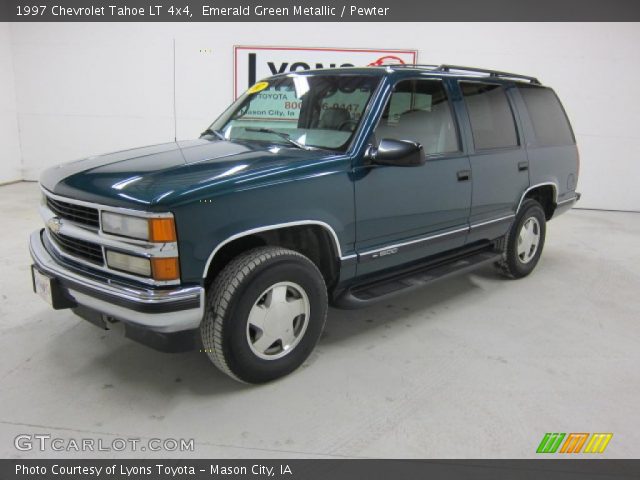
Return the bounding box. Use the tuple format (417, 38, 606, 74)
(497, 199, 546, 278)
(200, 246, 328, 383)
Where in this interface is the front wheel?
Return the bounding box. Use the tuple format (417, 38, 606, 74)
(497, 199, 547, 278)
(200, 246, 328, 383)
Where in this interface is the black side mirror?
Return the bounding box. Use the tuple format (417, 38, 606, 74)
(368, 139, 426, 167)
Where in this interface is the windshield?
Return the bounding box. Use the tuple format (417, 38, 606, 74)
(208, 74, 381, 151)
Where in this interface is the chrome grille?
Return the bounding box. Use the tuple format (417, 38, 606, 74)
(49, 230, 104, 265)
(46, 196, 100, 228)
(40, 188, 180, 286)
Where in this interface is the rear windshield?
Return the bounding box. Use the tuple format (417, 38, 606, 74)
(518, 85, 575, 147)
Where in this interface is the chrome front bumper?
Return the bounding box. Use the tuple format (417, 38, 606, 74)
(29, 229, 204, 333)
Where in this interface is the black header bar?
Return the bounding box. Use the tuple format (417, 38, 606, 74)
(1, 0, 640, 21)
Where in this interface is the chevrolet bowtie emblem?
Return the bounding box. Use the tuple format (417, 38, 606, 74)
(47, 217, 62, 234)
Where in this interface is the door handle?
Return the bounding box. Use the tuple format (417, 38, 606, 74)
(457, 170, 471, 182)
(518, 161, 529, 172)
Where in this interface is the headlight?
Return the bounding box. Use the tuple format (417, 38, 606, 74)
(102, 212, 148, 239)
(105, 250, 180, 280)
(105, 250, 151, 277)
(101, 212, 176, 242)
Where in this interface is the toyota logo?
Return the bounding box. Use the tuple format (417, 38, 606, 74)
(368, 55, 406, 66)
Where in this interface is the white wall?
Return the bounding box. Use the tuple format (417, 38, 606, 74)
(6, 22, 640, 211)
(0, 23, 21, 183)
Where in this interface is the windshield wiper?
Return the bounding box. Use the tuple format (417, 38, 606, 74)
(244, 127, 311, 151)
(200, 128, 227, 141)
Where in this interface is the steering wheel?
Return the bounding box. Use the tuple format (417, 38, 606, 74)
(337, 119, 358, 132)
(338, 83, 358, 94)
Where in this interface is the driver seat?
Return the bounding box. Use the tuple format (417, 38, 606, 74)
(318, 107, 351, 130)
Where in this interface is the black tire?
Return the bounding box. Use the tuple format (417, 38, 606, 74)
(200, 246, 328, 383)
(497, 199, 546, 279)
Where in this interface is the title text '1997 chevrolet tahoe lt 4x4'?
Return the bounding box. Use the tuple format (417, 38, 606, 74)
(30, 64, 580, 383)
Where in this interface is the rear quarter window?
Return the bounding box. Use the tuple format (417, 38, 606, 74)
(518, 85, 575, 146)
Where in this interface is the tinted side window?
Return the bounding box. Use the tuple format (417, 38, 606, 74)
(375, 79, 459, 155)
(518, 85, 575, 146)
(460, 82, 518, 150)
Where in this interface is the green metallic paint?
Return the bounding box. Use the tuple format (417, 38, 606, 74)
(38, 67, 578, 289)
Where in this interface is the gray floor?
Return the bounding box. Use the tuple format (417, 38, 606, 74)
(1, 181, 638, 459)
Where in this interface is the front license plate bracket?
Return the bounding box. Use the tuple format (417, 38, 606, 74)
(31, 266, 77, 310)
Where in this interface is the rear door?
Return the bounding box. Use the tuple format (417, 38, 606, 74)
(457, 81, 530, 243)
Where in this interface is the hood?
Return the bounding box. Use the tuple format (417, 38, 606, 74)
(40, 139, 333, 209)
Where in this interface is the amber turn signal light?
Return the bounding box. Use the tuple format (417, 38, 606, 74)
(151, 257, 180, 281)
(149, 217, 177, 242)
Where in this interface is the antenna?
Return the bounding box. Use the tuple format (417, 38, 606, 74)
(173, 37, 177, 142)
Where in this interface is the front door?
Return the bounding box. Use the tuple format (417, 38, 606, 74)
(354, 78, 472, 276)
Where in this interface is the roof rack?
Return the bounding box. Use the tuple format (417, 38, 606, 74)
(389, 64, 541, 84)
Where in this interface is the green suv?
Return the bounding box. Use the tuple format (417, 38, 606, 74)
(30, 64, 580, 383)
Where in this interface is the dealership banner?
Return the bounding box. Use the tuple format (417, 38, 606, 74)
(1, 0, 639, 21)
(234, 46, 417, 97)
(3, 459, 640, 479)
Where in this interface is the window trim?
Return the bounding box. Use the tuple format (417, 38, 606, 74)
(458, 80, 523, 154)
(371, 76, 464, 160)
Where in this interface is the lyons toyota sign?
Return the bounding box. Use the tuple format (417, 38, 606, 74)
(233, 46, 417, 98)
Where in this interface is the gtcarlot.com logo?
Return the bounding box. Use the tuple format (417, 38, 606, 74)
(14, 434, 194, 453)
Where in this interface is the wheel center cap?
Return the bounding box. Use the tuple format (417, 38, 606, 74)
(263, 308, 291, 337)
